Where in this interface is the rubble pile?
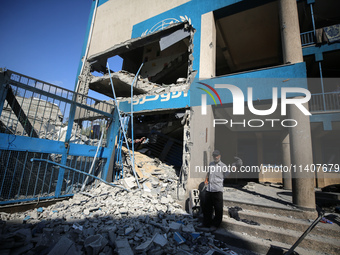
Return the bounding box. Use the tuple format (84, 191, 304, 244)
(0, 181, 237, 255)
(0, 149, 241, 254)
(121, 149, 179, 199)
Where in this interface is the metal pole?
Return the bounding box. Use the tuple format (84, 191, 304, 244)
(319, 62, 327, 111)
(310, 3, 316, 37)
(81, 126, 104, 191)
(285, 208, 324, 255)
(30, 158, 128, 191)
(131, 63, 144, 187)
(107, 62, 143, 189)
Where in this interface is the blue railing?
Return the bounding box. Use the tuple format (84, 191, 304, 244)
(309, 91, 340, 112)
(301, 30, 315, 46)
(0, 70, 118, 205)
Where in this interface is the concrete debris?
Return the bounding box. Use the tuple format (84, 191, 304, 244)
(48, 236, 80, 255)
(153, 233, 168, 247)
(0, 150, 238, 255)
(84, 234, 108, 255)
(135, 238, 153, 252)
(169, 221, 182, 232)
(122, 177, 137, 189)
(115, 238, 134, 255)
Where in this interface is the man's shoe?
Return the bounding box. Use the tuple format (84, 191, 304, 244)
(209, 226, 217, 232)
(196, 223, 211, 231)
(197, 223, 209, 228)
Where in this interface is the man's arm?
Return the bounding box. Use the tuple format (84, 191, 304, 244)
(205, 171, 209, 185)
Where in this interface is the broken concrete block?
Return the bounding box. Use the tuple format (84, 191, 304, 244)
(72, 223, 83, 231)
(191, 232, 200, 240)
(84, 234, 108, 255)
(48, 236, 79, 255)
(143, 182, 152, 192)
(153, 233, 168, 247)
(173, 232, 186, 245)
(160, 196, 169, 204)
(169, 222, 182, 232)
(108, 230, 116, 244)
(114, 238, 134, 255)
(119, 208, 128, 215)
(122, 177, 137, 189)
(124, 227, 134, 235)
(83, 228, 95, 237)
(166, 215, 176, 221)
(135, 238, 153, 252)
(182, 224, 196, 233)
(9, 242, 33, 254)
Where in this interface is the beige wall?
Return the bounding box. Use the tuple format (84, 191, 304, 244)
(199, 11, 216, 79)
(88, 0, 190, 57)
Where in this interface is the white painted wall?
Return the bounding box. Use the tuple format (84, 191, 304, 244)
(88, 0, 190, 57)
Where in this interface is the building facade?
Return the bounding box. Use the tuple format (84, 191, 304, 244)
(78, 0, 340, 210)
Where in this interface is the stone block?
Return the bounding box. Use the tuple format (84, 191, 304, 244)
(114, 238, 133, 255)
(152, 233, 168, 247)
(122, 177, 137, 189)
(135, 238, 153, 252)
(169, 222, 182, 232)
(47, 236, 76, 255)
(124, 227, 134, 235)
(182, 224, 195, 233)
(84, 234, 108, 255)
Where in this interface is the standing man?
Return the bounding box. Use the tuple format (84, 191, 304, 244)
(198, 150, 230, 231)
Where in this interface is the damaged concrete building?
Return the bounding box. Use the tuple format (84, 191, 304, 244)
(1, 0, 340, 254)
(75, 0, 340, 205)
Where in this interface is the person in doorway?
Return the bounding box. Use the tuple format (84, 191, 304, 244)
(198, 150, 231, 231)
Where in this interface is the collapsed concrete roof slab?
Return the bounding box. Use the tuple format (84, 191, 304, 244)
(88, 21, 191, 72)
(74, 99, 115, 122)
(89, 71, 160, 98)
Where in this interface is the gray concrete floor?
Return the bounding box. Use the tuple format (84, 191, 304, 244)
(223, 182, 296, 210)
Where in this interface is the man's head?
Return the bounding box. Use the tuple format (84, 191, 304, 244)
(212, 150, 221, 163)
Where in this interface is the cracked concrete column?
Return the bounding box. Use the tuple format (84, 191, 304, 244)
(278, 0, 303, 64)
(282, 133, 292, 190)
(288, 101, 315, 210)
(280, 0, 315, 211)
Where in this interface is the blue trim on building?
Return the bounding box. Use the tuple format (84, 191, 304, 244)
(310, 113, 340, 131)
(118, 90, 190, 113)
(302, 43, 340, 57)
(0, 134, 112, 158)
(117, 63, 308, 114)
(98, 0, 109, 7)
(191, 63, 308, 107)
(131, 0, 248, 77)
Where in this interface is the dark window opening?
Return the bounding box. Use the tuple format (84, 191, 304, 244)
(298, 0, 340, 33)
(214, 0, 283, 76)
(122, 38, 189, 84)
(127, 110, 186, 169)
(305, 50, 340, 93)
